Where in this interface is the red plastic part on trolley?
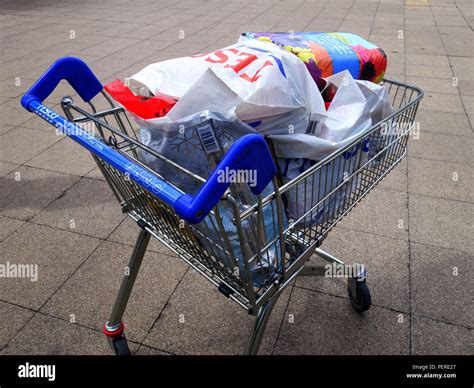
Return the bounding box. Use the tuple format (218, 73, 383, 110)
(103, 321, 125, 338)
(104, 79, 176, 119)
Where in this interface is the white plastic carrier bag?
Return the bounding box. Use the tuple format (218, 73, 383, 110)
(131, 38, 327, 135)
(269, 71, 393, 227)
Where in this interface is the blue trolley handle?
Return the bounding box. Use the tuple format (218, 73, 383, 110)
(21, 57, 277, 224)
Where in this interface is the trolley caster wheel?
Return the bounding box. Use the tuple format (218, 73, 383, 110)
(348, 278, 371, 312)
(110, 335, 131, 356)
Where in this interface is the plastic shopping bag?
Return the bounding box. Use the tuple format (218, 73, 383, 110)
(138, 110, 255, 195)
(355, 79, 394, 124)
(270, 71, 373, 158)
(277, 146, 368, 226)
(269, 71, 392, 227)
(130, 38, 326, 135)
(356, 79, 395, 162)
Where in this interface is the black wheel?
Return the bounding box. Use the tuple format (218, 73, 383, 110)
(111, 335, 131, 356)
(348, 278, 371, 312)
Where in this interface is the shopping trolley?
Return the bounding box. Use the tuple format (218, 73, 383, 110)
(21, 57, 423, 355)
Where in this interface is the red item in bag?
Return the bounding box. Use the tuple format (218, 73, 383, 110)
(322, 83, 337, 103)
(104, 80, 176, 119)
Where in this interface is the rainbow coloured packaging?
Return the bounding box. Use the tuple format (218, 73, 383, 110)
(242, 32, 387, 89)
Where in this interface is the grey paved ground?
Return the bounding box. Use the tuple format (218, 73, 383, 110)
(0, 0, 473, 355)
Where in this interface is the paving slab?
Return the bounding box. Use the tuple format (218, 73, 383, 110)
(84, 166, 105, 181)
(376, 157, 407, 192)
(373, 19, 405, 30)
(449, 56, 474, 81)
(0, 302, 34, 350)
(306, 18, 345, 32)
(408, 132, 474, 165)
(406, 63, 453, 79)
(386, 61, 405, 76)
(408, 157, 474, 203)
(2, 313, 110, 355)
(406, 76, 459, 95)
(369, 34, 405, 54)
(107, 39, 175, 64)
(438, 25, 473, 35)
(0, 123, 14, 136)
(405, 9, 433, 21)
(0, 216, 24, 242)
(415, 110, 473, 137)
(406, 53, 450, 66)
(468, 115, 474, 131)
(40, 240, 187, 343)
(143, 269, 291, 355)
(371, 27, 405, 38)
(108, 24, 173, 41)
(20, 113, 66, 133)
(88, 55, 142, 81)
(32, 177, 125, 239)
(25, 137, 97, 177)
(411, 316, 473, 355)
(436, 15, 469, 27)
(297, 227, 410, 312)
(0, 161, 19, 178)
(418, 92, 465, 113)
(56, 32, 132, 52)
(4, 27, 72, 53)
(0, 223, 101, 310)
(336, 188, 409, 241)
(404, 22, 437, 31)
(385, 54, 405, 71)
(274, 287, 410, 355)
(0, 166, 81, 221)
(77, 37, 142, 58)
(1, 51, 64, 83)
(409, 193, 474, 254)
(411, 242, 473, 327)
(461, 94, 474, 114)
(442, 38, 473, 57)
(107, 217, 177, 258)
(405, 41, 446, 56)
(0, 47, 37, 65)
(432, 6, 462, 16)
(0, 126, 61, 165)
(406, 34, 442, 47)
(457, 79, 474, 97)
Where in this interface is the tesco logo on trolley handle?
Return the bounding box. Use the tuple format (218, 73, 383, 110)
(37, 104, 59, 121)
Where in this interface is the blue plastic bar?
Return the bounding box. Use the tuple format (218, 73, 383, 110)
(21, 56, 278, 224)
(21, 57, 103, 111)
